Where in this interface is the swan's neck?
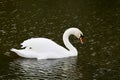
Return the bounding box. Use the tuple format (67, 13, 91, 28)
(63, 30, 77, 55)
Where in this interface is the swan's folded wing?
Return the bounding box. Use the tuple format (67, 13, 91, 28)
(20, 38, 68, 54)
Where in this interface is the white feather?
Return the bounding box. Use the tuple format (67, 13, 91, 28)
(11, 27, 83, 59)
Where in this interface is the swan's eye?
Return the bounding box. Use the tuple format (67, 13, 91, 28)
(29, 47, 32, 49)
(80, 34, 84, 38)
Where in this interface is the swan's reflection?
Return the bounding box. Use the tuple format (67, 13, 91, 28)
(9, 57, 82, 79)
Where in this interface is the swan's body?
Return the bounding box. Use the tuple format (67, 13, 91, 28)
(11, 28, 83, 59)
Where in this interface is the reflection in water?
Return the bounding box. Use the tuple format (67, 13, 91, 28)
(9, 57, 82, 79)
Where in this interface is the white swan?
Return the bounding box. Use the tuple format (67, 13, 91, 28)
(11, 27, 84, 59)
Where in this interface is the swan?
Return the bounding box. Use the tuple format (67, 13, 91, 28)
(11, 27, 84, 59)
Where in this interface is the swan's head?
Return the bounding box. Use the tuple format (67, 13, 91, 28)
(65, 27, 84, 44)
(73, 28, 84, 44)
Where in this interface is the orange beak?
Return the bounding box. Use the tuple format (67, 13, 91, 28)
(80, 37, 83, 44)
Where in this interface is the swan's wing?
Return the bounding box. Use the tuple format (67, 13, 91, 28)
(21, 38, 68, 53)
(21, 38, 58, 49)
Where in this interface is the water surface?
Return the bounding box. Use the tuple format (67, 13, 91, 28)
(0, 0, 120, 79)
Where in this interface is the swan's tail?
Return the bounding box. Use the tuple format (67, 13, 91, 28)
(10, 48, 19, 53)
(10, 48, 37, 59)
(11, 48, 15, 51)
(10, 48, 25, 57)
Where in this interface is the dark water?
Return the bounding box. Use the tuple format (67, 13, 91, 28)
(0, 0, 120, 79)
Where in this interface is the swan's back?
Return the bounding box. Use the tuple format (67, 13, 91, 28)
(21, 38, 54, 48)
(21, 38, 68, 54)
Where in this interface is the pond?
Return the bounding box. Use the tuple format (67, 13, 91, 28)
(0, 0, 120, 79)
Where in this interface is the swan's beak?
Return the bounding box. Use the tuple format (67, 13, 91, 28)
(79, 37, 83, 44)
